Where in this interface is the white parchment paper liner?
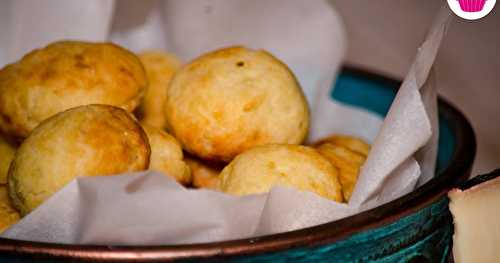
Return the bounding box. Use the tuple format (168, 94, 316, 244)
(1, 2, 450, 245)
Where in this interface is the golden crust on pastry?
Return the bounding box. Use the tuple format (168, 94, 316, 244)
(316, 142, 367, 201)
(138, 51, 181, 129)
(218, 144, 342, 202)
(165, 46, 309, 162)
(8, 105, 150, 215)
(315, 135, 370, 156)
(0, 134, 16, 184)
(142, 124, 191, 185)
(0, 186, 20, 233)
(0, 41, 147, 138)
(184, 155, 222, 190)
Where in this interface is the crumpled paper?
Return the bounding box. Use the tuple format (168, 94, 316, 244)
(1, 1, 450, 245)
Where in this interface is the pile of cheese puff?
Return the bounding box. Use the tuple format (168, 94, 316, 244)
(0, 41, 369, 232)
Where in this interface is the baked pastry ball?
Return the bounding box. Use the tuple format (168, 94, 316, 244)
(138, 51, 181, 129)
(165, 46, 309, 162)
(314, 135, 370, 201)
(142, 124, 191, 185)
(0, 186, 20, 233)
(0, 41, 147, 138)
(184, 155, 222, 190)
(8, 105, 150, 215)
(0, 134, 16, 184)
(315, 135, 370, 156)
(218, 144, 342, 202)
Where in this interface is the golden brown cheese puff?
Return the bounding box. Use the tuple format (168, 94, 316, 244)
(219, 144, 342, 202)
(0, 186, 20, 233)
(0, 134, 16, 184)
(315, 135, 370, 156)
(8, 105, 150, 215)
(142, 125, 191, 185)
(184, 155, 222, 190)
(165, 46, 309, 162)
(0, 41, 147, 138)
(316, 143, 367, 202)
(138, 51, 181, 129)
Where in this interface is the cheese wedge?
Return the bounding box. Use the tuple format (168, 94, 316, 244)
(449, 172, 500, 263)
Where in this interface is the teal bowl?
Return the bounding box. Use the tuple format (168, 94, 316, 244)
(0, 66, 476, 262)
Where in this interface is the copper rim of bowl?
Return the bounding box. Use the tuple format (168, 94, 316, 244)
(0, 65, 476, 262)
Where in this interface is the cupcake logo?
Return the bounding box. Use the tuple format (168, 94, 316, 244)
(448, 0, 496, 20)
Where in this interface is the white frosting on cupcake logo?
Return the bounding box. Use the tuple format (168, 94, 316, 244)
(448, 0, 496, 20)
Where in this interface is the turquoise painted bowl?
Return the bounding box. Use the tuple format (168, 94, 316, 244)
(0, 66, 476, 262)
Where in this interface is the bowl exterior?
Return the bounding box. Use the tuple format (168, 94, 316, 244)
(216, 198, 453, 262)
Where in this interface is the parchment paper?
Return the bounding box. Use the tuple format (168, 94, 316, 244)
(1, 1, 450, 245)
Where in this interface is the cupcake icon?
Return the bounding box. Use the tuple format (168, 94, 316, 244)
(457, 0, 487, 12)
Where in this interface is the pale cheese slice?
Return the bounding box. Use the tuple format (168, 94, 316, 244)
(449, 174, 500, 263)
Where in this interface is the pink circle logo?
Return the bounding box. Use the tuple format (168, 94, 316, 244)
(448, 0, 496, 19)
(458, 0, 487, 12)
